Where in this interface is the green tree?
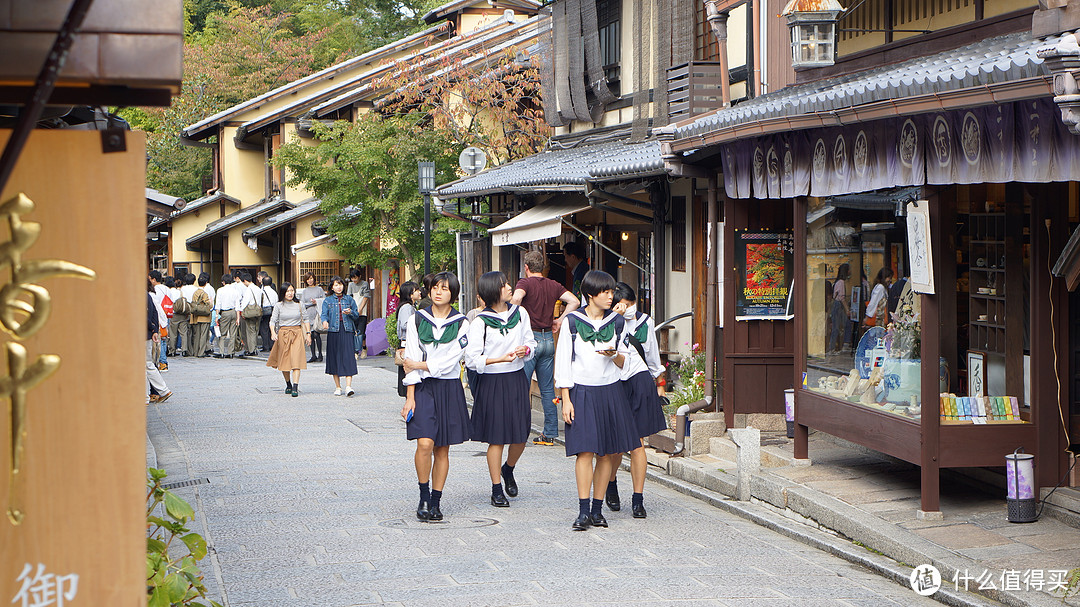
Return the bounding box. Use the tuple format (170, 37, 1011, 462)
(274, 113, 464, 276)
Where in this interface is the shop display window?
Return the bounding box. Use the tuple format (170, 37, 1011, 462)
(804, 192, 922, 421)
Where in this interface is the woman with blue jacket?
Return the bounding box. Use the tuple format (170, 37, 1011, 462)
(320, 275, 359, 396)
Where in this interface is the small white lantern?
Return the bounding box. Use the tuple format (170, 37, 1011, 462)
(782, 0, 845, 69)
(1005, 449, 1038, 523)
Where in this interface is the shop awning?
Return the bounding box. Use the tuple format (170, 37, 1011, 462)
(435, 139, 664, 199)
(291, 233, 336, 254)
(488, 200, 589, 246)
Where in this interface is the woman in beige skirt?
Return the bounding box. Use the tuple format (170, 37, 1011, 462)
(267, 282, 312, 396)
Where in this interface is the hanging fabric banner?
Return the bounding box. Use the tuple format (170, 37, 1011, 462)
(722, 98, 1080, 199)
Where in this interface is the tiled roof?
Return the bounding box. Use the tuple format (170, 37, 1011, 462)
(243, 198, 321, 238)
(435, 139, 664, 198)
(172, 191, 240, 219)
(186, 198, 295, 247)
(673, 32, 1063, 144)
(423, 0, 541, 23)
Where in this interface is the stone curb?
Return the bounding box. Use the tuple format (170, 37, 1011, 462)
(654, 455, 1063, 607)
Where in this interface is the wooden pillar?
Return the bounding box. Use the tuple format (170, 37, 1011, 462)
(920, 191, 944, 514)
(794, 195, 809, 459)
(650, 181, 667, 322)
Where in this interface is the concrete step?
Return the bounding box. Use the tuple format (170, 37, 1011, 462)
(1040, 487, 1080, 530)
(709, 434, 809, 469)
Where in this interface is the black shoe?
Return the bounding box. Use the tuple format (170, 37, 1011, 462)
(307, 356, 317, 363)
(213, 353, 231, 359)
(416, 500, 431, 521)
(428, 505, 443, 521)
(572, 513, 592, 531)
(491, 493, 509, 507)
(605, 488, 621, 512)
(236, 353, 246, 359)
(316, 355, 324, 362)
(501, 465, 518, 497)
(590, 512, 608, 527)
(632, 503, 647, 519)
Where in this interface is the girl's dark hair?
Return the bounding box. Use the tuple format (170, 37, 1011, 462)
(477, 271, 508, 307)
(837, 263, 851, 281)
(580, 270, 616, 303)
(432, 271, 460, 303)
(329, 275, 346, 291)
(613, 281, 636, 303)
(399, 281, 419, 303)
(874, 267, 894, 287)
(278, 282, 296, 302)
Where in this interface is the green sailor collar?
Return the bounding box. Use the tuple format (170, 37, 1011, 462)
(478, 305, 522, 335)
(632, 315, 650, 344)
(571, 311, 619, 344)
(416, 307, 466, 345)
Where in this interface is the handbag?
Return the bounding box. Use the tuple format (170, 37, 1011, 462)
(242, 302, 262, 319)
(260, 288, 273, 316)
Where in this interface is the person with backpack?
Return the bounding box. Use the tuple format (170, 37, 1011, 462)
(187, 275, 214, 358)
(553, 270, 640, 531)
(400, 271, 470, 522)
(464, 271, 536, 508)
(149, 271, 170, 372)
(165, 276, 183, 356)
(603, 282, 666, 519)
(214, 273, 242, 358)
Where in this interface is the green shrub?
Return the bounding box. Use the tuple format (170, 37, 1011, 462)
(146, 468, 221, 607)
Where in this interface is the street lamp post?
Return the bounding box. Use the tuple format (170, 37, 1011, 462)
(418, 161, 436, 276)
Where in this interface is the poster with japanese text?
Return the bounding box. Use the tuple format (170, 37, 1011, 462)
(735, 230, 794, 320)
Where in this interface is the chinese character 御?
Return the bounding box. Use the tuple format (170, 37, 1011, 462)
(12, 563, 79, 607)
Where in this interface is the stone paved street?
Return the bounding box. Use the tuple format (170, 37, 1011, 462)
(148, 355, 943, 607)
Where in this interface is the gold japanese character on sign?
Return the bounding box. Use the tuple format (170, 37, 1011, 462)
(0, 194, 95, 525)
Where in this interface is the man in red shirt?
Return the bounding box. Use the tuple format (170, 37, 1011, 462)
(512, 250, 580, 444)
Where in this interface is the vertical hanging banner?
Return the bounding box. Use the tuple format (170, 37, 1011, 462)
(735, 229, 795, 320)
(0, 130, 147, 604)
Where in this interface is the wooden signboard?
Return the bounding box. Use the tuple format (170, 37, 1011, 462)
(0, 130, 146, 605)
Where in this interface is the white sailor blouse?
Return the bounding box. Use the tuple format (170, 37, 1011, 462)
(553, 310, 624, 389)
(403, 307, 470, 386)
(464, 305, 537, 374)
(618, 309, 664, 380)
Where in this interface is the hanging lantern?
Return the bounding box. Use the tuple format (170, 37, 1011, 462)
(1005, 449, 1038, 523)
(782, 0, 845, 69)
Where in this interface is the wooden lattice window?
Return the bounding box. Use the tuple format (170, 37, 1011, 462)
(695, 4, 719, 62)
(299, 261, 343, 288)
(671, 196, 686, 272)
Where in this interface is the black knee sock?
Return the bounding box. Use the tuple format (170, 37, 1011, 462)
(418, 482, 430, 503)
(491, 483, 504, 497)
(606, 480, 619, 497)
(430, 489, 442, 509)
(632, 492, 644, 507)
(591, 498, 604, 517)
(578, 498, 590, 516)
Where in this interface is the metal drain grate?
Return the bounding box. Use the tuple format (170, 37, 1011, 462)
(162, 478, 210, 490)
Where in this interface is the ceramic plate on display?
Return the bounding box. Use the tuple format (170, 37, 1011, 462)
(855, 327, 887, 379)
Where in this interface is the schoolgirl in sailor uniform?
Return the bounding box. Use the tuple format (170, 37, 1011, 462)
(605, 282, 667, 519)
(464, 271, 537, 508)
(554, 270, 641, 531)
(400, 272, 470, 522)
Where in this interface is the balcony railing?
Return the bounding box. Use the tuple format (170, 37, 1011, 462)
(667, 61, 725, 122)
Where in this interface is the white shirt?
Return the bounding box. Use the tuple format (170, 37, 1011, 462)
(260, 285, 279, 308)
(464, 305, 537, 374)
(238, 283, 260, 309)
(865, 283, 888, 319)
(203, 283, 216, 303)
(215, 283, 241, 311)
(554, 310, 624, 389)
(167, 287, 182, 305)
(403, 308, 469, 385)
(619, 308, 663, 380)
(149, 288, 168, 328)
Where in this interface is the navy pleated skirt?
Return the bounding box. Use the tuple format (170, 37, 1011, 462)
(470, 369, 530, 445)
(564, 383, 640, 457)
(623, 370, 668, 439)
(407, 377, 470, 447)
(324, 330, 357, 377)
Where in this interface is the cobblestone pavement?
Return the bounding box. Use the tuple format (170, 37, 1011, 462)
(148, 355, 942, 607)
